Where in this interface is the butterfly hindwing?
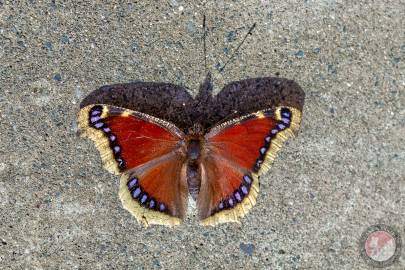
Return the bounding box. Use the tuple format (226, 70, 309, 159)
(199, 106, 302, 225)
(119, 151, 188, 226)
(198, 154, 260, 224)
(78, 104, 188, 226)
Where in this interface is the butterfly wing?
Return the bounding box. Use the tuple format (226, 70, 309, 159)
(78, 104, 188, 226)
(199, 106, 302, 225)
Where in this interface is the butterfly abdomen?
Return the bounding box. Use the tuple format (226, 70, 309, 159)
(186, 163, 201, 200)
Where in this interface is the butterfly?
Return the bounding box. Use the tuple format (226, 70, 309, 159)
(78, 73, 305, 226)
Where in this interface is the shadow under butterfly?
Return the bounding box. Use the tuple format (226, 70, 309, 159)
(78, 23, 305, 227)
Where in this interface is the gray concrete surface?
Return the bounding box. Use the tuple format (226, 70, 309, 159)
(0, 1, 404, 269)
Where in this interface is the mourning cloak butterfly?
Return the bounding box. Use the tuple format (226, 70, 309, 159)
(78, 73, 305, 226)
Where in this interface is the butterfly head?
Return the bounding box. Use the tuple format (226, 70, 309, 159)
(187, 122, 205, 136)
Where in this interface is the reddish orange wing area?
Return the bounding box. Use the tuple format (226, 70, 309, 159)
(78, 104, 187, 226)
(105, 111, 181, 170)
(78, 105, 182, 173)
(197, 154, 257, 221)
(199, 107, 302, 225)
(120, 151, 188, 227)
(207, 114, 278, 172)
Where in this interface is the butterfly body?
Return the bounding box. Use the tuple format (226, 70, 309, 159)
(78, 75, 305, 226)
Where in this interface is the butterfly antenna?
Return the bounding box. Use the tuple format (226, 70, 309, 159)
(203, 14, 208, 75)
(218, 22, 256, 73)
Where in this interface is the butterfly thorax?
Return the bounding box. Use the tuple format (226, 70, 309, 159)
(187, 139, 201, 162)
(184, 125, 205, 200)
(185, 123, 205, 164)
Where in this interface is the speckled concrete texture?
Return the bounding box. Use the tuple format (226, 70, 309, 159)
(0, 1, 404, 269)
